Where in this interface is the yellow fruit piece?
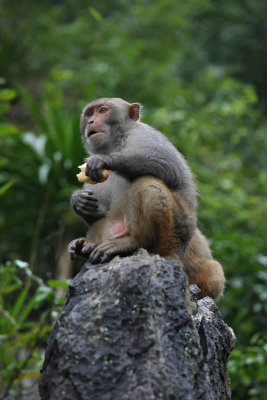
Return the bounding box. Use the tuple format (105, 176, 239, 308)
(76, 163, 109, 184)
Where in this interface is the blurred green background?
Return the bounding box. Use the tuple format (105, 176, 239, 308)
(0, 0, 266, 398)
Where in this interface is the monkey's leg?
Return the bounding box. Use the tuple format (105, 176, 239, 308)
(90, 177, 194, 264)
(68, 238, 97, 260)
(88, 176, 178, 263)
(89, 236, 139, 264)
(127, 177, 190, 259)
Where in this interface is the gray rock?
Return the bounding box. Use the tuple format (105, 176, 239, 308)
(39, 250, 235, 400)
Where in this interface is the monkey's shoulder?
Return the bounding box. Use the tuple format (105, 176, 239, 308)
(126, 122, 178, 152)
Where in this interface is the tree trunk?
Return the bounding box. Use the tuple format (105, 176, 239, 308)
(39, 250, 236, 400)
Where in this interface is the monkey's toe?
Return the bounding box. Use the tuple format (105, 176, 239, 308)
(81, 242, 97, 257)
(100, 251, 115, 263)
(90, 241, 116, 264)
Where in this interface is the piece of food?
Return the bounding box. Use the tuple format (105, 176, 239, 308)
(76, 163, 109, 184)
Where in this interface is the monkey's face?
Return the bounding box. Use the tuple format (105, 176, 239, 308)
(80, 98, 141, 154)
(81, 102, 113, 154)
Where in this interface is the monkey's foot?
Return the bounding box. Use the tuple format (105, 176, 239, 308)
(90, 237, 139, 264)
(68, 238, 97, 260)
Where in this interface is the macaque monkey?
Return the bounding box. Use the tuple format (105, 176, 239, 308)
(68, 98, 225, 300)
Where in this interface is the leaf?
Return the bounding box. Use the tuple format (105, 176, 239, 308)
(14, 260, 32, 276)
(88, 7, 102, 21)
(16, 295, 38, 325)
(0, 180, 15, 196)
(34, 285, 54, 305)
(16, 85, 47, 132)
(47, 279, 70, 289)
(56, 298, 65, 307)
(14, 260, 30, 269)
(0, 309, 17, 334)
(0, 123, 19, 135)
(2, 283, 22, 294)
(11, 283, 31, 320)
(0, 102, 10, 114)
(0, 89, 16, 101)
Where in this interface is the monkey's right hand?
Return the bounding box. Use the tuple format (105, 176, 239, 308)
(68, 238, 97, 260)
(85, 155, 111, 182)
(71, 189, 105, 222)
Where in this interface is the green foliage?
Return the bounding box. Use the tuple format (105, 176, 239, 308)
(0, 84, 86, 273)
(229, 336, 267, 400)
(187, 0, 267, 101)
(146, 72, 267, 347)
(0, 260, 67, 399)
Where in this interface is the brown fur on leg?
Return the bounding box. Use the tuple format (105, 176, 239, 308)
(123, 177, 195, 260)
(85, 176, 196, 264)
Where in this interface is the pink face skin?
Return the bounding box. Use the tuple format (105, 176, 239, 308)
(84, 103, 112, 140)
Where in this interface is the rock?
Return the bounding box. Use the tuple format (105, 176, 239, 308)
(39, 250, 235, 400)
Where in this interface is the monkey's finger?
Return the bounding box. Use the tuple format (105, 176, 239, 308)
(68, 239, 85, 260)
(82, 190, 94, 195)
(86, 161, 105, 182)
(77, 197, 96, 205)
(78, 199, 99, 208)
(78, 163, 108, 184)
(88, 156, 103, 171)
(80, 190, 97, 198)
(76, 238, 86, 244)
(81, 208, 100, 217)
(77, 207, 101, 217)
(73, 238, 86, 250)
(69, 251, 76, 260)
(89, 169, 103, 183)
(68, 240, 77, 252)
(77, 205, 99, 215)
(80, 193, 98, 202)
(68, 245, 76, 260)
(76, 205, 99, 215)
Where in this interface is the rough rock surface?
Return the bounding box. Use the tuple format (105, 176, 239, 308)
(39, 250, 236, 400)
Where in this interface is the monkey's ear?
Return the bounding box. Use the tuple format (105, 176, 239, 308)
(129, 103, 141, 121)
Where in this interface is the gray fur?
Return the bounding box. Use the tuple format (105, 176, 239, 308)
(84, 172, 130, 213)
(73, 98, 197, 224)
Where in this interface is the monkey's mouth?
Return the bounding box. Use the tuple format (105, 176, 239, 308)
(87, 130, 103, 139)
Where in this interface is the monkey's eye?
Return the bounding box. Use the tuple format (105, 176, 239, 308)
(99, 106, 108, 113)
(86, 110, 94, 117)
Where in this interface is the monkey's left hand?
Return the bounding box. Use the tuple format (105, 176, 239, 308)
(86, 155, 112, 182)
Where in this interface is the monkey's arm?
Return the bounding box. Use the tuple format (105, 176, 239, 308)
(86, 149, 195, 192)
(71, 189, 106, 224)
(111, 151, 185, 189)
